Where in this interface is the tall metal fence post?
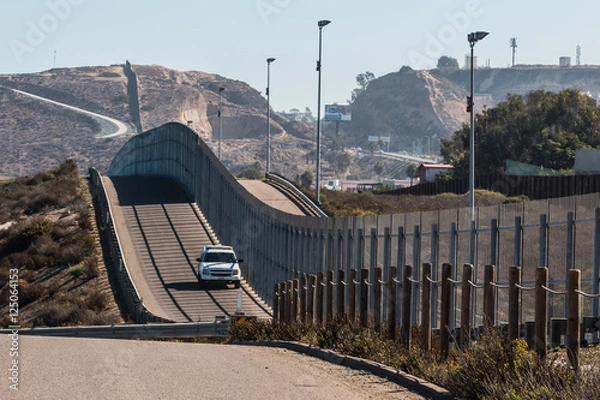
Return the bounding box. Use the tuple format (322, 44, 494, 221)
(535, 267, 549, 359)
(461, 263, 474, 349)
(567, 269, 581, 373)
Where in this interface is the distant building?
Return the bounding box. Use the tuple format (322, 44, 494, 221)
(464, 55, 478, 69)
(574, 148, 600, 174)
(418, 163, 453, 183)
(559, 56, 572, 67)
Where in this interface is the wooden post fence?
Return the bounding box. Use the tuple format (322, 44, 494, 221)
(567, 269, 580, 373)
(509, 266, 521, 341)
(460, 263, 473, 349)
(387, 266, 397, 340)
(440, 263, 452, 359)
(337, 270, 345, 321)
(360, 269, 369, 327)
(421, 263, 432, 352)
(374, 267, 383, 333)
(401, 264, 413, 348)
(535, 267, 548, 359)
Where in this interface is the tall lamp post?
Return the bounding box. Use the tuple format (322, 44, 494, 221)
(266, 57, 276, 174)
(467, 31, 489, 222)
(218, 86, 225, 160)
(316, 19, 331, 204)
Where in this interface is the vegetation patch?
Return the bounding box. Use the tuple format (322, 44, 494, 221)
(228, 320, 600, 399)
(0, 160, 122, 328)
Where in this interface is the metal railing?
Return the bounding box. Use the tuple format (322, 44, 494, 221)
(0, 321, 229, 339)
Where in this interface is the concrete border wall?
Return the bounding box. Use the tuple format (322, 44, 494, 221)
(107, 123, 600, 317)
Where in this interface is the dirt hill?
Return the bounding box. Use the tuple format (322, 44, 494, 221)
(3, 63, 600, 182)
(344, 66, 600, 155)
(0, 64, 313, 178)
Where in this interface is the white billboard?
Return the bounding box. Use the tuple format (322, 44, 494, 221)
(324, 104, 351, 121)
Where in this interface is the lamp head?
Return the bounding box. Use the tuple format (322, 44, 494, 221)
(267, 57, 276, 64)
(468, 31, 489, 44)
(318, 20, 331, 28)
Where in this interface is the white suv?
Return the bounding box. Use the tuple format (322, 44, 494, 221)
(196, 245, 243, 289)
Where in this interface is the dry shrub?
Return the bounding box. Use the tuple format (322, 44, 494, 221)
(84, 291, 108, 312)
(83, 255, 99, 278)
(19, 282, 48, 306)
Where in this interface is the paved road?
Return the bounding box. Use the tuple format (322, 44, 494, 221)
(239, 180, 306, 215)
(1, 335, 430, 400)
(104, 176, 272, 322)
(4, 86, 133, 138)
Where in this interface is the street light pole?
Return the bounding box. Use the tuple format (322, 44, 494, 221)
(467, 31, 489, 222)
(266, 57, 276, 174)
(218, 86, 225, 160)
(316, 19, 331, 204)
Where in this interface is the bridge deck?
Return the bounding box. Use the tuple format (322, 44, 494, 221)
(239, 180, 306, 215)
(104, 176, 272, 322)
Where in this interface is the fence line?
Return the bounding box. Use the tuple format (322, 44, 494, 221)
(106, 123, 600, 326)
(274, 263, 600, 372)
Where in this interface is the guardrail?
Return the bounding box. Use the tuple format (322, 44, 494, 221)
(0, 321, 229, 339)
(265, 172, 328, 218)
(89, 167, 173, 324)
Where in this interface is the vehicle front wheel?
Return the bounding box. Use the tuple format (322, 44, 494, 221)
(234, 281, 241, 289)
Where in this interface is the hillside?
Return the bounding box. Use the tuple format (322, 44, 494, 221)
(0, 64, 313, 178)
(3, 63, 600, 183)
(345, 66, 600, 155)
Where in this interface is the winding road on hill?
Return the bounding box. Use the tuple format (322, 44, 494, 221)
(4, 86, 133, 138)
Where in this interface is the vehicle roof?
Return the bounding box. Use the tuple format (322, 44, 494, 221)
(203, 245, 235, 253)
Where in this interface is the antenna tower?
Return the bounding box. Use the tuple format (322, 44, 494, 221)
(510, 38, 517, 67)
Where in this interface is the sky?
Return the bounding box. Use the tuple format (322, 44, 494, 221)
(1, 0, 598, 112)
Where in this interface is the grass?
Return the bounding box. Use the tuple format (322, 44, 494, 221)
(314, 187, 526, 217)
(0, 159, 121, 328)
(228, 319, 600, 400)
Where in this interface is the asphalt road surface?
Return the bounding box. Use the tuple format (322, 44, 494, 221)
(104, 176, 272, 322)
(1, 335, 431, 400)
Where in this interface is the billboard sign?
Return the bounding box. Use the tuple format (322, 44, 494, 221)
(324, 104, 351, 121)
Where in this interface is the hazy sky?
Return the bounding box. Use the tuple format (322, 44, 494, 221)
(1, 0, 598, 112)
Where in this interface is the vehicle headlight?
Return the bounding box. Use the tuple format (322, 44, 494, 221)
(233, 268, 240, 276)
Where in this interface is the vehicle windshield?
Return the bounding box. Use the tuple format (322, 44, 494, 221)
(203, 253, 236, 263)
